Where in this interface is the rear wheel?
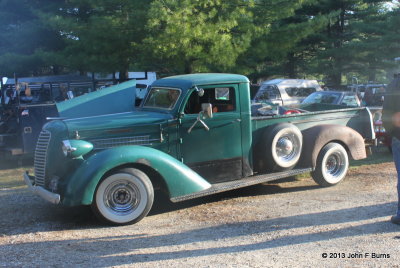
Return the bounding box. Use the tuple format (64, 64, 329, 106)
(312, 142, 349, 186)
(91, 168, 154, 225)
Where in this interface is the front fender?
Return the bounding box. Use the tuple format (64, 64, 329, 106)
(62, 146, 211, 206)
(300, 124, 366, 168)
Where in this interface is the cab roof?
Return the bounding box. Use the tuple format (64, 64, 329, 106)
(151, 73, 249, 90)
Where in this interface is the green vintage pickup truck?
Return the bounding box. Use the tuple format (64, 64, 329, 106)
(24, 73, 375, 225)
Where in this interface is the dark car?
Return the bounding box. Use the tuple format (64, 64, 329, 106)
(302, 91, 361, 107)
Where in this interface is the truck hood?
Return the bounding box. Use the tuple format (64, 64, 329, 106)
(56, 80, 136, 119)
(63, 110, 173, 139)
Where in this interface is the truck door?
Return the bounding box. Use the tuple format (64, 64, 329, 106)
(179, 85, 243, 183)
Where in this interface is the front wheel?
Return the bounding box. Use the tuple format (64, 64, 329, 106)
(311, 142, 349, 187)
(92, 168, 154, 225)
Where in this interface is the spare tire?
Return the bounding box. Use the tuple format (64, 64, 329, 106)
(257, 123, 303, 172)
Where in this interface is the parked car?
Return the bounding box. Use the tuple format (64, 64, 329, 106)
(302, 91, 361, 107)
(348, 83, 386, 106)
(253, 79, 322, 106)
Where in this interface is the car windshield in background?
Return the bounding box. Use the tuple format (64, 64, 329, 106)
(303, 92, 342, 104)
(143, 87, 181, 110)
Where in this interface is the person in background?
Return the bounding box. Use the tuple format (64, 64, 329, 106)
(363, 87, 373, 106)
(382, 73, 400, 225)
(56, 84, 69, 102)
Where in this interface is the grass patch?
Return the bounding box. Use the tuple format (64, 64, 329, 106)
(0, 164, 33, 190)
(349, 150, 393, 168)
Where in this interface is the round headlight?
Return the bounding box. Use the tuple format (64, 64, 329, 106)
(61, 140, 93, 158)
(61, 140, 76, 157)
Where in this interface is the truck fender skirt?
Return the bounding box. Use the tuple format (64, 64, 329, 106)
(299, 124, 366, 168)
(62, 146, 211, 206)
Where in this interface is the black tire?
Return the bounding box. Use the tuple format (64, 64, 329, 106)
(262, 123, 303, 171)
(91, 168, 154, 225)
(311, 142, 349, 187)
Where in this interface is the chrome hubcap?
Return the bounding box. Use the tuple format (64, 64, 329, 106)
(276, 134, 298, 161)
(104, 180, 140, 215)
(325, 152, 345, 176)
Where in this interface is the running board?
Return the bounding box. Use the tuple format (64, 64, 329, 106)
(170, 168, 313, 203)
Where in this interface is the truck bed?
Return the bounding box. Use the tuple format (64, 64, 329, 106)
(251, 103, 374, 141)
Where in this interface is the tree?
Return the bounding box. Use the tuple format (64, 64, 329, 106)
(302, 0, 389, 85)
(141, 0, 255, 74)
(347, 5, 400, 82)
(43, 0, 150, 79)
(235, 4, 332, 80)
(0, 0, 65, 77)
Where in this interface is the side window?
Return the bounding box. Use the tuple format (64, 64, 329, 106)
(341, 95, 358, 106)
(255, 85, 280, 101)
(285, 87, 298, 97)
(286, 87, 316, 97)
(184, 87, 236, 114)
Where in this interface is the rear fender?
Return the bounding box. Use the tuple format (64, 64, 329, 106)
(62, 146, 211, 206)
(300, 124, 366, 168)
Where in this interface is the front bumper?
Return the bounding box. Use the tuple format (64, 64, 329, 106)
(23, 172, 60, 205)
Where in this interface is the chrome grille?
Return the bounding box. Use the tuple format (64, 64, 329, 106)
(90, 135, 151, 150)
(34, 130, 51, 187)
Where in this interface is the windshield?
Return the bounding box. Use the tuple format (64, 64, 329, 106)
(143, 87, 181, 110)
(303, 92, 341, 104)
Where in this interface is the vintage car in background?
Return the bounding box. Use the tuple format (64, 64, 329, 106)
(24, 73, 375, 225)
(253, 78, 322, 106)
(302, 91, 361, 107)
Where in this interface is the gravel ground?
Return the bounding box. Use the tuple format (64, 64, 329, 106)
(1, 152, 400, 267)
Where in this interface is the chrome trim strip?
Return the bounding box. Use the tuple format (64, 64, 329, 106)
(24, 173, 60, 205)
(290, 114, 357, 124)
(63, 111, 133, 121)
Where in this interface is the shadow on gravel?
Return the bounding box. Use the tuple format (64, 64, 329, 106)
(0, 179, 325, 236)
(0, 202, 397, 266)
(149, 178, 320, 217)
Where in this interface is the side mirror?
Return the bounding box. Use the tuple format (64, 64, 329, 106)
(195, 86, 204, 97)
(201, 103, 213, 118)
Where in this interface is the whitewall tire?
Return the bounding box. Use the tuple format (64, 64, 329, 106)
(312, 142, 349, 186)
(92, 168, 154, 225)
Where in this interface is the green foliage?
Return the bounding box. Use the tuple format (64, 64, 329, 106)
(300, 0, 391, 85)
(0, 0, 398, 84)
(141, 0, 256, 74)
(0, 0, 65, 76)
(45, 0, 150, 78)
